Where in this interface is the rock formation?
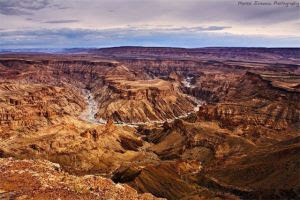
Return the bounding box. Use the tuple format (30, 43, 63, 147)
(0, 47, 299, 199)
(0, 158, 162, 200)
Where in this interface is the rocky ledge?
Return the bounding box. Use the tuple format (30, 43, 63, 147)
(0, 158, 163, 200)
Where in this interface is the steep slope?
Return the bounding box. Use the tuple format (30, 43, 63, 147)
(93, 65, 198, 123)
(0, 82, 85, 138)
(0, 119, 155, 175)
(111, 119, 254, 199)
(202, 137, 300, 199)
(197, 72, 300, 144)
(0, 158, 162, 200)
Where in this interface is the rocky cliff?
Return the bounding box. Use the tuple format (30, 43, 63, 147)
(197, 72, 300, 144)
(0, 49, 299, 200)
(93, 65, 197, 123)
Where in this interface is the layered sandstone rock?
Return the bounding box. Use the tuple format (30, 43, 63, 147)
(88, 46, 300, 64)
(0, 119, 152, 174)
(197, 72, 300, 144)
(203, 136, 300, 199)
(93, 66, 197, 123)
(0, 82, 85, 138)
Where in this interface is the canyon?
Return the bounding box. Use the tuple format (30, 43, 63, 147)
(0, 47, 299, 199)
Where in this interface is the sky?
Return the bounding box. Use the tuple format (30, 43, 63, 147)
(0, 0, 299, 48)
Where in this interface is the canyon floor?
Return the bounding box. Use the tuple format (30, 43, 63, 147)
(0, 47, 299, 200)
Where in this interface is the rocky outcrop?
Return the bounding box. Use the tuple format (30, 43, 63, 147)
(0, 158, 162, 200)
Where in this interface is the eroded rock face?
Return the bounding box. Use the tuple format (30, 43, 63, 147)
(88, 46, 300, 64)
(0, 82, 85, 138)
(204, 136, 300, 200)
(0, 58, 200, 124)
(95, 80, 196, 123)
(197, 72, 300, 144)
(93, 65, 197, 123)
(0, 158, 162, 200)
(0, 48, 299, 200)
(0, 120, 148, 175)
(112, 161, 201, 200)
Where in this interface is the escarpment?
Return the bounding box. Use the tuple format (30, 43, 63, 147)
(0, 58, 116, 88)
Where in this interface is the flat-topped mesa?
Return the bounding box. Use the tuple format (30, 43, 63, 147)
(94, 78, 197, 123)
(82, 64, 200, 124)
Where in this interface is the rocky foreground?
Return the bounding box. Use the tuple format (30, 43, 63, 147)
(0, 158, 162, 200)
(0, 47, 299, 199)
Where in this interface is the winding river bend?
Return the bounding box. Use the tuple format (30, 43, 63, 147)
(80, 78, 204, 126)
(79, 90, 106, 124)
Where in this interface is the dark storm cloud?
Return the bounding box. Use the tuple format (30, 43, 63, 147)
(44, 19, 79, 24)
(0, 0, 51, 15)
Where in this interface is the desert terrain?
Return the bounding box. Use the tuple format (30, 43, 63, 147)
(0, 47, 299, 199)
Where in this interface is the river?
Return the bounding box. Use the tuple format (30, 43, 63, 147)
(80, 78, 204, 127)
(79, 89, 107, 124)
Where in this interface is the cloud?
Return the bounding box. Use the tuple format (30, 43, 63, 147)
(0, 25, 230, 39)
(0, 0, 298, 47)
(0, 27, 299, 48)
(44, 19, 79, 24)
(179, 0, 299, 24)
(122, 25, 231, 32)
(0, 0, 51, 15)
(178, 26, 231, 32)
